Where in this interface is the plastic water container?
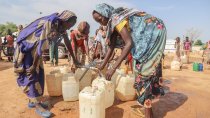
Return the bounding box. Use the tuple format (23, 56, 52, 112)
(171, 61, 181, 71)
(46, 71, 63, 96)
(181, 55, 188, 64)
(62, 73, 79, 101)
(75, 68, 93, 91)
(199, 63, 203, 71)
(59, 66, 70, 74)
(115, 73, 136, 101)
(193, 63, 199, 71)
(79, 86, 105, 118)
(92, 77, 114, 108)
(111, 69, 126, 88)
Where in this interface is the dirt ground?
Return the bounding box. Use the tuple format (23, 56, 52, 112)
(0, 53, 210, 118)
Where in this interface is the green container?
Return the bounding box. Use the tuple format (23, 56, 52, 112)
(193, 63, 199, 71)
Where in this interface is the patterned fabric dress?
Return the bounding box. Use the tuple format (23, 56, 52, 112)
(95, 3, 166, 108)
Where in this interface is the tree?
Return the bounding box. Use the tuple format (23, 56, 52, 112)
(0, 22, 17, 37)
(194, 39, 203, 46)
(185, 28, 201, 41)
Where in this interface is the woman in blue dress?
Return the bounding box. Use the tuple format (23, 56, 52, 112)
(14, 10, 79, 117)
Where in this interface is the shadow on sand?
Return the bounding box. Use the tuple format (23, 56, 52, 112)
(152, 92, 188, 118)
(106, 106, 124, 118)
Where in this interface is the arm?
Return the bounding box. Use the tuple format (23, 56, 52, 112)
(71, 33, 78, 60)
(62, 33, 78, 64)
(112, 27, 132, 70)
(93, 42, 99, 58)
(99, 32, 117, 70)
(84, 37, 89, 57)
(106, 27, 133, 80)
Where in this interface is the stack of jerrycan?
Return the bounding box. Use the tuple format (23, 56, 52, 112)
(79, 86, 105, 118)
(115, 67, 136, 101)
(92, 76, 114, 108)
(46, 70, 63, 96)
(75, 68, 94, 91)
(62, 73, 79, 101)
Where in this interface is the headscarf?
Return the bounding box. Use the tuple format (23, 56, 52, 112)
(94, 3, 114, 18)
(58, 10, 76, 21)
(77, 21, 90, 35)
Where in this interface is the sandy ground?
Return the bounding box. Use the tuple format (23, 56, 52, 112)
(0, 54, 210, 118)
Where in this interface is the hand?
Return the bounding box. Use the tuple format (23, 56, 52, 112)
(26, 65, 36, 76)
(105, 68, 115, 81)
(88, 56, 93, 63)
(96, 64, 103, 70)
(75, 61, 82, 68)
(125, 59, 129, 65)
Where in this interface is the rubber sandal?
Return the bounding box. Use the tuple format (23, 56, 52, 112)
(35, 108, 52, 118)
(28, 102, 49, 108)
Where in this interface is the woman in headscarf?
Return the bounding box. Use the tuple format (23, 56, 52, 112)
(14, 10, 78, 117)
(70, 21, 90, 67)
(175, 37, 181, 61)
(92, 3, 166, 118)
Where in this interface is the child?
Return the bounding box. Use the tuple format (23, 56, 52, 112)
(71, 21, 90, 66)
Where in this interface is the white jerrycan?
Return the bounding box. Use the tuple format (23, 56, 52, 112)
(79, 86, 105, 118)
(46, 70, 63, 96)
(92, 76, 114, 108)
(75, 68, 93, 91)
(171, 60, 181, 71)
(115, 73, 136, 101)
(62, 73, 79, 101)
(60, 65, 71, 74)
(111, 69, 125, 88)
(181, 55, 188, 64)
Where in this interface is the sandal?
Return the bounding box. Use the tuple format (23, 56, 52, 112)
(35, 108, 52, 118)
(28, 102, 49, 109)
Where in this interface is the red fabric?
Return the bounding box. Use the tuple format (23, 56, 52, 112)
(184, 41, 191, 50)
(127, 53, 133, 71)
(6, 35, 14, 46)
(70, 30, 87, 53)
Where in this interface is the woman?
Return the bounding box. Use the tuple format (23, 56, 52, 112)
(4, 29, 14, 62)
(92, 3, 166, 118)
(175, 37, 181, 61)
(183, 37, 191, 63)
(71, 21, 90, 66)
(14, 10, 78, 117)
(206, 41, 210, 64)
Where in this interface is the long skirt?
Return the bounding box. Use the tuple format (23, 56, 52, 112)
(133, 60, 164, 108)
(17, 51, 45, 102)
